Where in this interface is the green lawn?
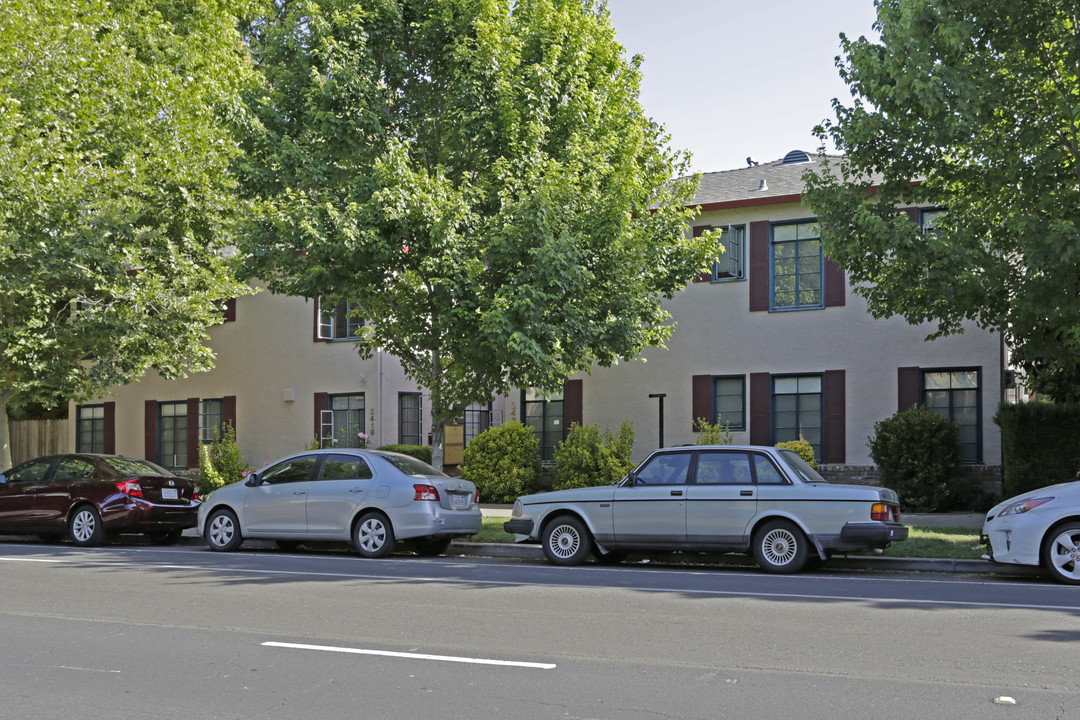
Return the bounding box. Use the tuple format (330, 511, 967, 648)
(469, 518, 984, 560)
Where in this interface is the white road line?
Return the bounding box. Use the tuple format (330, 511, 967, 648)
(262, 641, 556, 669)
(0, 554, 1075, 612)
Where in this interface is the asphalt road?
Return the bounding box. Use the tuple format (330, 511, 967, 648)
(1, 541, 1078, 720)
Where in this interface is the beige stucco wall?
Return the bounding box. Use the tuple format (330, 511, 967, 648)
(575, 202, 1003, 466)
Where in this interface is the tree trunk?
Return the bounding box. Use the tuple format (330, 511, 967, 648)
(0, 392, 12, 471)
(430, 416, 445, 472)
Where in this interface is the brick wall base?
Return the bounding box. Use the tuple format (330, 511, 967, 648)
(820, 464, 1003, 495)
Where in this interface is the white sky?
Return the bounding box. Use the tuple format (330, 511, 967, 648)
(607, 0, 880, 173)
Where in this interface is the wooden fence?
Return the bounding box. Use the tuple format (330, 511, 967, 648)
(9, 419, 68, 466)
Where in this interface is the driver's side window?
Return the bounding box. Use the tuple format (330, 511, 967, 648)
(261, 456, 318, 485)
(635, 453, 691, 486)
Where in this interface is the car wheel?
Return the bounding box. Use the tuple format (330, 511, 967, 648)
(204, 508, 243, 552)
(148, 529, 183, 545)
(68, 505, 105, 547)
(593, 548, 628, 565)
(354, 512, 396, 558)
(752, 519, 808, 574)
(542, 515, 592, 566)
(1041, 521, 1080, 585)
(413, 536, 453, 557)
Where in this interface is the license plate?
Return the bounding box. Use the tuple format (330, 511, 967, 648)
(161, 488, 178, 500)
(451, 493, 467, 508)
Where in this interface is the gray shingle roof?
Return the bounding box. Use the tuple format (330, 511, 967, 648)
(687, 152, 844, 207)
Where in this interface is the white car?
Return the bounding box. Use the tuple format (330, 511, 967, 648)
(981, 480, 1080, 584)
(198, 449, 481, 557)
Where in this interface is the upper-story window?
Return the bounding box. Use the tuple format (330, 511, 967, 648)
(712, 225, 745, 281)
(921, 208, 947, 233)
(318, 298, 364, 341)
(772, 221, 823, 310)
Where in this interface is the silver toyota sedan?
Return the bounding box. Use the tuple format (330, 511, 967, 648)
(198, 449, 481, 557)
(504, 445, 908, 573)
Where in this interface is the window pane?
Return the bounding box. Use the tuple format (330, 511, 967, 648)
(754, 456, 787, 484)
(696, 452, 752, 485)
(636, 453, 691, 485)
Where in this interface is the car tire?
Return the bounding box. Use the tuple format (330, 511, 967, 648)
(354, 512, 396, 558)
(68, 505, 105, 547)
(1040, 521, 1080, 585)
(542, 515, 592, 566)
(413, 536, 453, 557)
(752, 519, 808, 574)
(148, 529, 183, 545)
(204, 508, 243, 552)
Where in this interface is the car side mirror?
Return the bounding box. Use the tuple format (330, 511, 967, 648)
(245, 474, 260, 487)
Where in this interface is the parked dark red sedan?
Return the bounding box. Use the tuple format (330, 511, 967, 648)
(0, 454, 200, 546)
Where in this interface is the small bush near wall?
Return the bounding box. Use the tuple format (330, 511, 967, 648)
(198, 423, 248, 495)
(376, 444, 432, 465)
(995, 401, 1080, 497)
(460, 422, 541, 503)
(553, 422, 634, 491)
(868, 407, 962, 512)
(775, 440, 818, 470)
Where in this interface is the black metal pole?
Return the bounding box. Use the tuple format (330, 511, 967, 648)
(648, 393, 666, 448)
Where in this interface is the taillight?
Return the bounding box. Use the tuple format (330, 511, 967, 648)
(192, 486, 201, 502)
(891, 506, 901, 522)
(474, 490, 480, 504)
(871, 503, 889, 521)
(116, 480, 144, 498)
(413, 484, 439, 501)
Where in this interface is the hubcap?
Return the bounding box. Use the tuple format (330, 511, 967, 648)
(1049, 530, 1080, 580)
(72, 511, 96, 542)
(761, 528, 797, 566)
(209, 516, 234, 547)
(359, 520, 386, 552)
(549, 524, 580, 559)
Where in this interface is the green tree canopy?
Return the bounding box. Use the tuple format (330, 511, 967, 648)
(0, 0, 258, 468)
(238, 0, 714, 467)
(804, 0, 1080, 401)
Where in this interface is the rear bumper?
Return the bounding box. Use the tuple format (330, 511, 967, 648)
(102, 501, 199, 532)
(840, 521, 908, 546)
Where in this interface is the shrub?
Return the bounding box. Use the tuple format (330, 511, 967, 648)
(994, 401, 1080, 497)
(198, 423, 248, 495)
(868, 406, 962, 512)
(460, 422, 541, 503)
(553, 422, 634, 491)
(775, 440, 818, 470)
(376, 444, 432, 465)
(695, 417, 733, 446)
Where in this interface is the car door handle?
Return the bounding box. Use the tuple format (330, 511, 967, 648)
(670, 490, 683, 497)
(293, 490, 306, 496)
(349, 488, 363, 493)
(740, 490, 753, 496)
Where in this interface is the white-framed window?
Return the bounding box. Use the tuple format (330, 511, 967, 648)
(320, 393, 366, 448)
(318, 298, 364, 340)
(712, 225, 745, 281)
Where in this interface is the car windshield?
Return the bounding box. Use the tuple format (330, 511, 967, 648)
(100, 456, 171, 477)
(779, 449, 828, 483)
(381, 453, 447, 478)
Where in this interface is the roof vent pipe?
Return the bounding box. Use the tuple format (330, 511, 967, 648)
(757, 179, 768, 191)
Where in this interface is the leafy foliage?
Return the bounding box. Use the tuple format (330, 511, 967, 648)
(805, 0, 1080, 401)
(994, 401, 1080, 497)
(198, 423, 248, 495)
(0, 0, 258, 467)
(376, 444, 433, 465)
(236, 0, 716, 468)
(694, 417, 733, 446)
(775, 440, 818, 470)
(868, 407, 962, 512)
(460, 422, 541, 503)
(552, 422, 634, 491)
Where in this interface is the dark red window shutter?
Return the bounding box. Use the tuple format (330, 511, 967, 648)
(824, 258, 846, 307)
(186, 398, 200, 468)
(223, 396, 237, 436)
(563, 379, 583, 428)
(223, 298, 237, 322)
(748, 221, 770, 311)
(901, 207, 920, 224)
(823, 370, 846, 464)
(103, 402, 116, 455)
(749, 372, 771, 445)
(314, 392, 329, 442)
(144, 400, 157, 463)
(692, 225, 713, 283)
(691, 375, 712, 431)
(898, 367, 921, 411)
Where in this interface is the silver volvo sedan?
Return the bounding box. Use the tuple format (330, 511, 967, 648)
(504, 445, 908, 573)
(198, 449, 481, 557)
